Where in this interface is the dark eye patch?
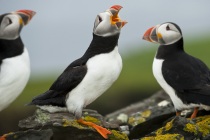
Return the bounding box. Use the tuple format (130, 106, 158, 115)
(98, 16, 102, 23)
(166, 25, 170, 30)
(8, 18, 12, 24)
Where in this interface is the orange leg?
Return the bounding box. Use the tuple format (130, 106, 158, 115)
(176, 111, 181, 116)
(77, 119, 111, 139)
(190, 107, 199, 119)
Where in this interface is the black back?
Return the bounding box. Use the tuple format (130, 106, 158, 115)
(29, 33, 120, 107)
(157, 38, 210, 105)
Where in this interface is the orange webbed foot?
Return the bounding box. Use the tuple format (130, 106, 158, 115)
(77, 118, 111, 139)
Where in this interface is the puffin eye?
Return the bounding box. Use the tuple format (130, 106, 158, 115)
(166, 25, 170, 30)
(98, 16, 102, 23)
(8, 18, 12, 24)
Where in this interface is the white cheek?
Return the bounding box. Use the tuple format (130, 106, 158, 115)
(162, 31, 182, 45)
(0, 16, 21, 40)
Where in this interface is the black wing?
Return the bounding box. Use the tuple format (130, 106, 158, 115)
(29, 58, 87, 106)
(162, 53, 210, 105)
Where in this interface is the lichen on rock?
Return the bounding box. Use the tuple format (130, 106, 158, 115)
(35, 109, 50, 125)
(184, 115, 210, 137)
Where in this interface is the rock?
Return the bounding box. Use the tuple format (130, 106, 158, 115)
(141, 115, 210, 140)
(2, 90, 210, 140)
(17, 108, 128, 140)
(0, 129, 53, 140)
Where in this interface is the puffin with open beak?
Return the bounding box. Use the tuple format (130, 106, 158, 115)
(143, 22, 210, 119)
(0, 10, 35, 112)
(28, 5, 127, 139)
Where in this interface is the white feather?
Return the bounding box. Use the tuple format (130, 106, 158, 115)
(0, 47, 30, 111)
(66, 46, 122, 117)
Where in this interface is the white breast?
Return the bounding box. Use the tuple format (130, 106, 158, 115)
(66, 47, 122, 114)
(0, 47, 30, 111)
(152, 58, 188, 111)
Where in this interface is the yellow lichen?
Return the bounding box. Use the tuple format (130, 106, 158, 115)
(156, 127, 163, 135)
(141, 110, 152, 118)
(141, 133, 184, 140)
(184, 123, 197, 135)
(128, 116, 135, 125)
(165, 119, 174, 131)
(84, 116, 100, 124)
(62, 119, 85, 129)
(138, 117, 146, 124)
(184, 115, 210, 137)
(109, 130, 129, 140)
(155, 119, 174, 135)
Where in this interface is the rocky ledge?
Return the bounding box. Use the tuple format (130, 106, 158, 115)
(1, 90, 210, 140)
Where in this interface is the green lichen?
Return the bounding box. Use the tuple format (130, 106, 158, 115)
(141, 134, 184, 140)
(35, 109, 50, 124)
(109, 130, 129, 140)
(184, 115, 210, 137)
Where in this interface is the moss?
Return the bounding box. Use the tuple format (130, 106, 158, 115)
(84, 116, 101, 125)
(141, 134, 184, 140)
(35, 109, 50, 125)
(109, 130, 129, 140)
(141, 110, 152, 118)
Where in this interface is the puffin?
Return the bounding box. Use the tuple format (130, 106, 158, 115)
(28, 5, 127, 139)
(143, 22, 210, 119)
(0, 10, 35, 112)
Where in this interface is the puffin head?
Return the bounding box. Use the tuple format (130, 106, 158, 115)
(93, 5, 127, 37)
(143, 22, 182, 45)
(0, 10, 36, 40)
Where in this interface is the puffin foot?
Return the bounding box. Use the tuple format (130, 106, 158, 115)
(190, 107, 199, 119)
(77, 118, 111, 139)
(0, 133, 9, 140)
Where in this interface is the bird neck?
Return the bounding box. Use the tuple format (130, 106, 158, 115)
(0, 37, 24, 60)
(83, 33, 119, 59)
(156, 38, 184, 59)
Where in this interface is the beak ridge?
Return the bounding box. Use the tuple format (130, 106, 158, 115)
(142, 26, 155, 42)
(15, 10, 36, 25)
(109, 5, 122, 16)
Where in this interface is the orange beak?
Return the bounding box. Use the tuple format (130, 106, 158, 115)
(142, 25, 160, 43)
(15, 10, 36, 25)
(108, 5, 127, 28)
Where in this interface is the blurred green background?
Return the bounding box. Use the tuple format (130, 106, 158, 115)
(0, 35, 210, 134)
